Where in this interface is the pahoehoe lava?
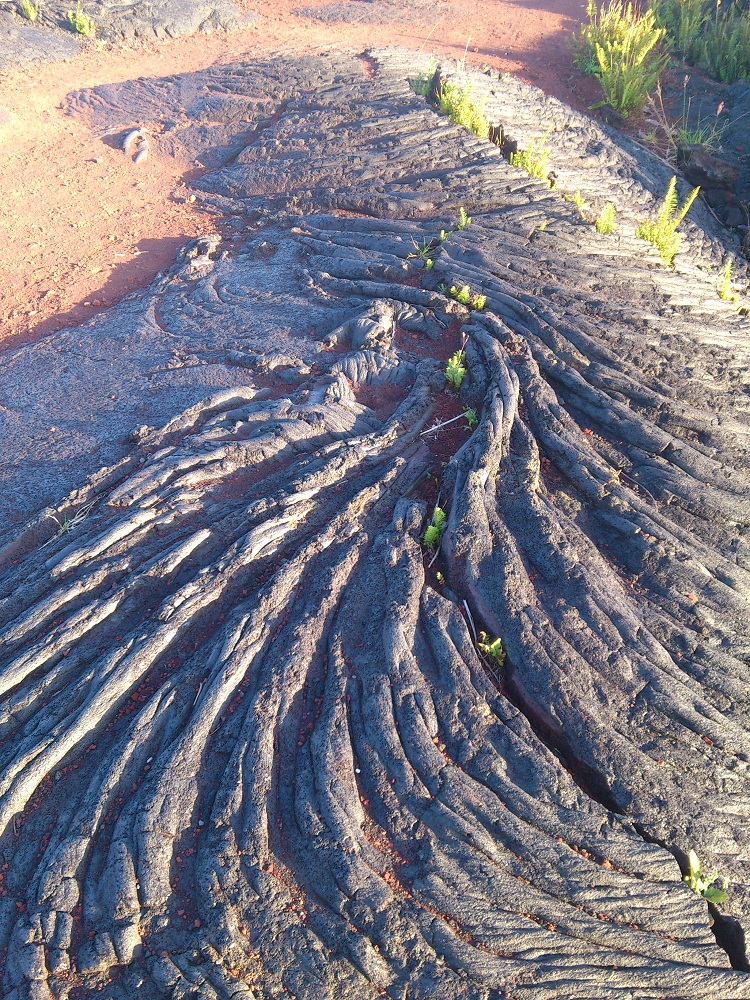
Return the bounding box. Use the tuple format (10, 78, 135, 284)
(2, 48, 750, 999)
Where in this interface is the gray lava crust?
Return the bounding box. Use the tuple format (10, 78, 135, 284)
(2, 48, 750, 999)
(0, 0, 252, 72)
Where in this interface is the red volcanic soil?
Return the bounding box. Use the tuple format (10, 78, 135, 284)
(0, 0, 595, 351)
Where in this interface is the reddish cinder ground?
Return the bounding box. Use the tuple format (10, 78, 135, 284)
(0, 0, 596, 350)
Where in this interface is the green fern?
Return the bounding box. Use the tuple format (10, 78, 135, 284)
(66, 0, 96, 34)
(635, 176, 699, 267)
(19, 0, 40, 21)
(575, 0, 667, 116)
(445, 350, 467, 388)
(509, 131, 553, 186)
(719, 259, 740, 303)
(436, 81, 490, 139)
(595, 202, 618, 234)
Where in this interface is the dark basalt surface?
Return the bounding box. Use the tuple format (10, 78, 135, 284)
(0, 0, 251, 71)
(0, 12, 81, 70)
(2, 49, 750, 999)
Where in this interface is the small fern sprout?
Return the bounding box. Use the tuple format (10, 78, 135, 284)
(478, 631, 506, 666)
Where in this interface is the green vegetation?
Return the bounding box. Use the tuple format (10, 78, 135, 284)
(566, 190, 592, 219)
(478, 631, 506, 666)
(674, 87, 726, 149)
(650, 79, 727, 155)
(44, 498, 97, 543)
(420, 407, 481, 437)
(436, 81, 490, 139)
(67, 0, 95, 34)
(682, 849, 729, 904)
(410, 59, 437, 97)
(595, 202, 618, 233)
(635, 176, 699, 267)
(575, 0, 668, 116)
(423, 505, 446, 548)
(445, 349, 467, 388)
(444, 284, 486, 310)
(407, 207, 473, 273)
(408, 236, 437, 262)
(650, 0, 704, 64)
(719, 259, 740, 302)
(19, 0, 40, 21)
(509, 131, 554, 186)
(651, 0, 750, 83)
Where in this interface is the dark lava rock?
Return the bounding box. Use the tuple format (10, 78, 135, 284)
(2, 49, 750, 1000)
(0, 17, 81, 71)
(0, 0, 253, 72)
(678, 143, 740, 189)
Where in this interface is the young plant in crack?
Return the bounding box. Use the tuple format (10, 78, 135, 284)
(719, 259, 740, 304)
(478, 631, 506, 666)
(436, 81, 491, 139)
(409, 59, 437, 98)
(19, 0, 41, 20)
(407, 235, 440, 269)
(420, 407, 479, 437)
(564, 190, 591, 220)
(444, 332, 469, 389)
(509, 130, 554, 186)
(42, 497, 98, 545)
(445, 350, 466, 388)
(683, 849, 729, 904)
(444, 284, 487, 310)
(423, 505, 446, 548)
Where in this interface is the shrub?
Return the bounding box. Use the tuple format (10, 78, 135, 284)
(576, 0, 668, 116)
(652, 0, 750, 82)
(635, 176, 699, 267)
